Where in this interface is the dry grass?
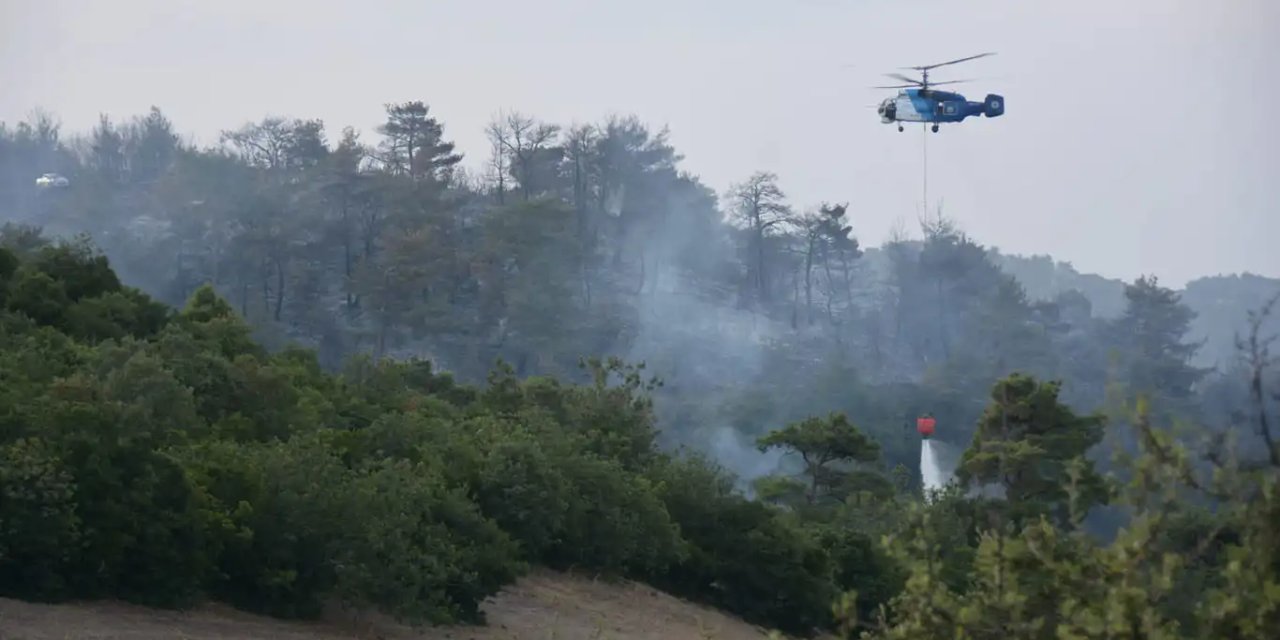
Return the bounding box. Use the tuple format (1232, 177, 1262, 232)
(0, 569, 799, 640)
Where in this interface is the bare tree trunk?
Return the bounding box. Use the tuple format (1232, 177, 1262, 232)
(840, 252, 854, 308)
(823, 255, 836, 324)
(341, 194, 355, 308)
(260, 259, 271, 318)
(870, 308, 884, 367)
(751, 204, 768, 304)
(406, 132, 418, 181)
(791, 265, 800, 330)
(519, 153, 532, 200)
(273, 256, 286, 322)
(804, 238, 814, 326)
(756, 234, 767, 303)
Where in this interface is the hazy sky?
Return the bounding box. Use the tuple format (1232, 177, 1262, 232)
(2, 0, 1276, 287)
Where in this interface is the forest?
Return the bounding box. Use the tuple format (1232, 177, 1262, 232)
(1, 103, 1278, 638)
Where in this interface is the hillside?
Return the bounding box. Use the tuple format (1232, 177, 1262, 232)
(0, 569, 790, 640)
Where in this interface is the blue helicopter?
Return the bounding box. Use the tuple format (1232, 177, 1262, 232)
(875, 52, 1005, 133)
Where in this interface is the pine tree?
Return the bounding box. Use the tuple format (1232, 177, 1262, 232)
(1108, 275, 1210, 419)
(376, 101, 462, 183)
(956, 373, 1109, 528)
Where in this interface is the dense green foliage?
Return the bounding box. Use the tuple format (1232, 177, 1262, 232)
(0, 239, 911, 635)
(956, 374, 1109, 527)
(857, 297, 1280, 639)
(866, 398, 1280, 639)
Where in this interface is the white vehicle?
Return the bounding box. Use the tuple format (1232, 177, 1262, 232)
(35, 173, 70, 188)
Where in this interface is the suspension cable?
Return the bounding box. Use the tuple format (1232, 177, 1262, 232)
(922, 123, 928, 216)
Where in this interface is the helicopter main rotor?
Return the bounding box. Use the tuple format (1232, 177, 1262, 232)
(873, 52, 995, 92)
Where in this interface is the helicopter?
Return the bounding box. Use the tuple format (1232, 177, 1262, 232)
(875, 52, 1005, 133)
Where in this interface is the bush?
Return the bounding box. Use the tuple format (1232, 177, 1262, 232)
(816, 525, 905, 625)
(648, 454, 837, 636)
(0, 352, 208, 607)
(336, 458, 523, 624)
(0, 437, 81, 599)
(180, 435, 522, 623)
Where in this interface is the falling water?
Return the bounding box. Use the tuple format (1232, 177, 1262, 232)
(921, 439, 945, 494)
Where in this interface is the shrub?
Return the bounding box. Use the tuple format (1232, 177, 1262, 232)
(649, 454, 837, 636)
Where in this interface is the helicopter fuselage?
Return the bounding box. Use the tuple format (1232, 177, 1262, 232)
(878, 88, 1004, 127)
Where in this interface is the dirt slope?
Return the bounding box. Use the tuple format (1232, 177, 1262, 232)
(0, 569, 793, 640)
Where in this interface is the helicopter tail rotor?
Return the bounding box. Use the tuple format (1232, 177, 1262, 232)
(982, 94, 1005, 117)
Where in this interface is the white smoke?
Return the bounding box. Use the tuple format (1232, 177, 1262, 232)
(706, 425, 785, 494)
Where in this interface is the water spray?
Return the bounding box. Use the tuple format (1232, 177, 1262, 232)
(916, 414, 945, 496)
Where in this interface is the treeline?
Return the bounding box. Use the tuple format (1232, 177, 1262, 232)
(2, 104, 1265, 478)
